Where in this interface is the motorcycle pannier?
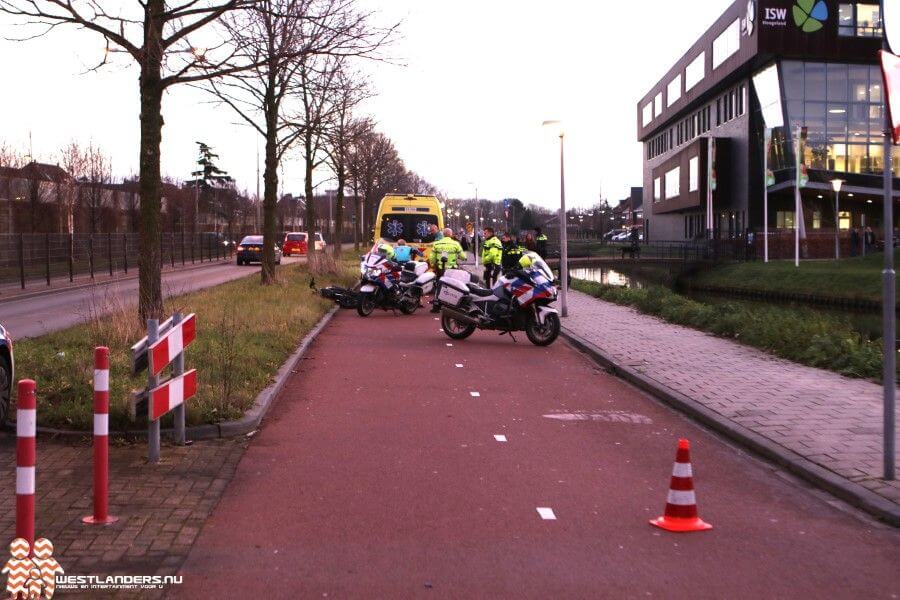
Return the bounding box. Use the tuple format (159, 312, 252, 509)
(437, 276, 467, 306)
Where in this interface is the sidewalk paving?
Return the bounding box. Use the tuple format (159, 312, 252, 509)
(0, 434, 247, 598)
(562, 289, 900, 514)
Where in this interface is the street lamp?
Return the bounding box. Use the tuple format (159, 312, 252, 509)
(467, 181, 479, 267)
(831, 178, 844, 259)
(542, 119, 568, 318)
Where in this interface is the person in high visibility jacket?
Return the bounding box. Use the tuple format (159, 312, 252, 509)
(501, 232, 524, 271)
(429, 228, 467, 312)
(481, 227, 503, 287)
(375, 240, 395, 260)
(535, 227, 548, 258)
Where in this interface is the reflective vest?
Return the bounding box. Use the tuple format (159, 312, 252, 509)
(481, 236, 503, 266)
(430, 237, 466, 268)
(501, 242, 524, 269)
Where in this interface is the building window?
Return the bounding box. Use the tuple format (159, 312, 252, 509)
(812, 210, 822, 229)
(839, 3, 882, 37)
(689, 156, 699, 192)
(776, 211, 795, 228)
(654, 177, 661, 202)
(654, 92, 663, 117)
(839, 210, 852, 229)
(642, 103, 652, 126)
(665, 167, 680, 199)
(667, 75, 682, 106)
(712, 18, 740, 70)
(685, 52, 705, 91)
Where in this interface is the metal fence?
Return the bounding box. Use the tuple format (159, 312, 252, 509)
(0, 232, 244, 292)
(547, 239, 756, 263)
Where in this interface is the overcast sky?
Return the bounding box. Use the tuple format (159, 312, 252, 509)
(0, 0, 732, 209)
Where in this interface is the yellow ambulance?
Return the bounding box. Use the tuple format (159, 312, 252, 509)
(373, 194, 445, 256)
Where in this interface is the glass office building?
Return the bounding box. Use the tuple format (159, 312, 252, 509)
(637, 0, 898, 248)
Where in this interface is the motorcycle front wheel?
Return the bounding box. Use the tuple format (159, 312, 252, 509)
(441, 312, 476, 340)
(357, 293, 376, 317)
(525, 311, 560, 346)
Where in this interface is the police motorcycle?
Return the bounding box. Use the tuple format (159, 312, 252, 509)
(398, 260, 436, 305)
(357, 249, 420, 317)
(436, 252, 561, 346)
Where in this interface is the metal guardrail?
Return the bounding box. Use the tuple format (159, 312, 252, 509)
(0, 232, 245, 292)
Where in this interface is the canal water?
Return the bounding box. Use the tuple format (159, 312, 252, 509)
(569, 264, 883, 341)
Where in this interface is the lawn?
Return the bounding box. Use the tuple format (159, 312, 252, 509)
(12, 257, 357, 431)
(571, 278, 890, 380)
(687, 250, 900, 304)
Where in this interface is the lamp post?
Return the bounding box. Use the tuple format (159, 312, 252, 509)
(831, 179, 844, 260)
(542, 120, 568, 317)
(468, 182, 479, 267)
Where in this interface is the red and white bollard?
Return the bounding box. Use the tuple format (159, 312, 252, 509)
(82, 347, 118, 525)
(16, 379, 36, 547)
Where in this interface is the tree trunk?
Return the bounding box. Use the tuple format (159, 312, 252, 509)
(353, 181, 360, 252)
(333, 167, 345, 259)
(137, 7, 166, 321)
(261, 101, 278, 285)
(304, 137, 317, 259)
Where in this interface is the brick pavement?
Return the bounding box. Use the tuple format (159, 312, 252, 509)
(0, 433, 247, 598)
(563, 289, 900, 507)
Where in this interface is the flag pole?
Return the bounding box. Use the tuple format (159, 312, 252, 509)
(764, 128, 770, 263)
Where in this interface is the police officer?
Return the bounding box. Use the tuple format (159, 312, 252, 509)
(481, 227, 503, 287)
(500, 232, 524, 272)
(429, 228, 467, 313)
(535, 227, 548, 258)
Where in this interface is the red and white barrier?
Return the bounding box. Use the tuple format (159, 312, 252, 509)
(149, 369, 197, 420)
(148, 314, 196, 376)
(16, 379, 36, 547)
(83, 347, 118, 525)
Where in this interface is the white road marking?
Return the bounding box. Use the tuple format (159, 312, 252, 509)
(470, 391, 480, 397)
(446, 343, 453, 347)
(494, 435, 507, 442)
(455, 364, 464, 368)
(536, 507, 556, 520)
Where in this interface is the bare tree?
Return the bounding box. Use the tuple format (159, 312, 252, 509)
(58, 141, 87, 234)
(0, 141, 24, 168)
(83, 143, 113, 233)
(0, 0, 261, 320)
(210, 0, 396, 281)
(323, 68, 370, 259)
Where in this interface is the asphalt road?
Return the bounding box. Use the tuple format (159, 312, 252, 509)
(174, 308, 899, 599)
(0, 256, 305, 339)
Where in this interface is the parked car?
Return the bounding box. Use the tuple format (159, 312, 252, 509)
(282, 232, 326, 256)
(236, 235, 282, 266)
(0, 322, 13, 425)
(603, 229, 628, 242)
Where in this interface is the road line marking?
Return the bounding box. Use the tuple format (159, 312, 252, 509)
(446, 343, 453, 347)
(470, 391, 480, 397)
(455, 364, 464, 368)
(494, 435, 507, 442)
(536, 507, 556, 520)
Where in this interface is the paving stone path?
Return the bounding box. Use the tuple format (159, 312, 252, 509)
(0, 434, 247, 598)
(563, 289, 900, 507)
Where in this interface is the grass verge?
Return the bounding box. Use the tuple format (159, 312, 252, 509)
(571, 279, 892, 380)
(13, 258, 357, 430)
(687, 250, 900, 304)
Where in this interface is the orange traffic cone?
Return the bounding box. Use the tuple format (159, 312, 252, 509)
(650, 438, 712, 533)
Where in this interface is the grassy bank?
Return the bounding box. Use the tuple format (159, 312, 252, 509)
(686, 250, 900, 304)
(13, 257, 357, 430)
(571, 279, 891, 380)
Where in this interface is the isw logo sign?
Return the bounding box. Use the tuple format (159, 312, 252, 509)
(792, 0, 828, 32)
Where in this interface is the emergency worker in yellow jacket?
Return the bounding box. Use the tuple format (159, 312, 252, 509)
(481, 227, 503, 287)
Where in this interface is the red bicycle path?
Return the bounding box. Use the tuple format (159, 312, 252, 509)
(173, 308, 899, 599)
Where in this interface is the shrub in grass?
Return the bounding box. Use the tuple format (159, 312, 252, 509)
(12, 261, 357, 430)
(571, 279, 889, 380)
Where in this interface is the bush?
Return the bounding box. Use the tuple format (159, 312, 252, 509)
(571, 279, 891, 381)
